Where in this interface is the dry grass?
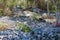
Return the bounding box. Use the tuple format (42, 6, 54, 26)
(0, 22, 11, 30)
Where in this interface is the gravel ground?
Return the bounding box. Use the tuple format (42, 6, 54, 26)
(0, 16, 60, 40)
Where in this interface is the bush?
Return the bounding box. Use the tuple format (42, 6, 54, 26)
(17, 21, 31, 32)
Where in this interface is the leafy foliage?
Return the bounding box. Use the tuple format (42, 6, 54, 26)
(17, 21, 31, 32)
(0, 0, 59, 16)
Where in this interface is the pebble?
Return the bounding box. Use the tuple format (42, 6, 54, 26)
(0, 16, 60, 40)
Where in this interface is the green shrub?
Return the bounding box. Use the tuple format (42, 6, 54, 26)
(17, 21, 31, 32)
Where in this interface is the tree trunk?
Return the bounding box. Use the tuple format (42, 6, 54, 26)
(47, 1, 50, 19)
(53, 0, 59, 26)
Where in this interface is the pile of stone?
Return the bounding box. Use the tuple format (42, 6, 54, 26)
(0, 16, 60, 40)
(0, 27, 59, 40)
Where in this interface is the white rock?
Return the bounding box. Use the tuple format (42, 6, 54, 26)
(23, 11, 33, 16)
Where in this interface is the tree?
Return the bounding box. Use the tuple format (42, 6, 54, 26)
(53, 0, 59, 26)
(45, 0, 50, 18)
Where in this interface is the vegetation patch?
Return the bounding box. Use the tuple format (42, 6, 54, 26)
(17, 21, 31, 32)
(0, 22, 11, 30)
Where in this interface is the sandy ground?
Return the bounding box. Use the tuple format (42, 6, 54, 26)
(44, 18, 56, 23)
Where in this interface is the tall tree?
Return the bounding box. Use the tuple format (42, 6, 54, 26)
(45, 0, 50, 18)
(53, 0, 59, 26)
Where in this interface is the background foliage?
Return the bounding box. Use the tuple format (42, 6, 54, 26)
(0, 0, 60, 16)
